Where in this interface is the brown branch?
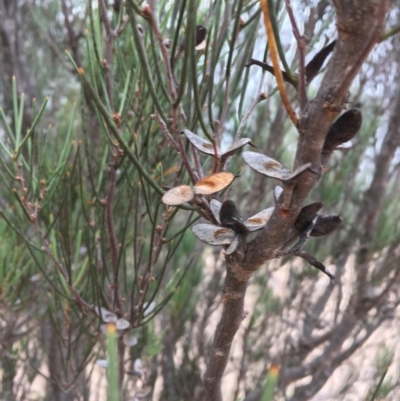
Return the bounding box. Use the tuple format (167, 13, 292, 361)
(191, 144, 204, 179)
(335, 0, 388, 101)
(151, 113, 198, 184)
(203, 257, 252, 401)
(150, 113, 180, 152)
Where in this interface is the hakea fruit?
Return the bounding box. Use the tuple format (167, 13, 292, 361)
(161, 172, 235, 206)
(272, 187, 342, 238)
(177, 25, 207, 52)
(293, 201, 342, 237)
(323, 109, 362, 152)
(182, 129, 255, 165)
(191, 199, 274, 255)
(242, 151, 311, 183)
(219, 200, 249, 236)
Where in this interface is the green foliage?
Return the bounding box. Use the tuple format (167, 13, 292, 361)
(107, 324, 120, 401)
(261, 365, 279, 401)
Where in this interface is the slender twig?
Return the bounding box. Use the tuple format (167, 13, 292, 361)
(212, 129, 221, 174)
(148, 0, 177, 101)
(126, 1, 168, 121)
(151, 112, 198, 184)
(380, 23, 400, 42)
(150, 113, 180, 152)
(60, 0, 81, 65)
(191, 145, 204, 179)
(260, 0, 298, 125)
(212, 1, 231, 145)
(284, 0, 307, 110)
(219, 0, 243, 141)
(170, 0, 187, 66)
(218, 76, 231, 142)
(234, 94, 266, 141)
(98, 0, 114, 106)
(106, 154, 123, 313)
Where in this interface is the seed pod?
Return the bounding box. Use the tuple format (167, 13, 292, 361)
(305, 40, 336, 83)
(242, 151, 311, 183)
(294, 202, 324, 233)
(194, 172, 234, 195)
(162, 185, 194, 205)
(220, 200, 249, 236)
(323, 109, 362, 152)
(195, 25, 207, 49)
(178, 25, 207, 51)
(311, 215, 342, 237)
(191, 223, 236, 245)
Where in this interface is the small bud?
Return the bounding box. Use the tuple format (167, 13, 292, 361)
(113, 112, 121, 127)
(141, 4, 152, 18)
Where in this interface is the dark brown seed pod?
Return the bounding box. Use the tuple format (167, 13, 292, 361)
(323, 109, 362, 152)
(294, 202, 324, 233)
(310, 215, 342, 237)
(305, 40, 336, 83)
(178, 25, 207, 51)
(195, 25, 207, 48)
(220, 200, 249, 236)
